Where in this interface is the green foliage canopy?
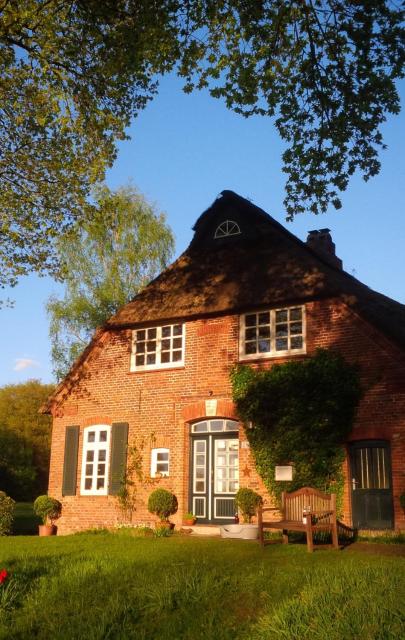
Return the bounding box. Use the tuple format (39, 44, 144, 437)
(47, 184, 174, 380)
(231, 349, 362, 508)
(0, 380, 54, 500)
(1, 2, 404, 288)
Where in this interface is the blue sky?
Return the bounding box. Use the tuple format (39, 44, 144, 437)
(1, 73, 404, 387)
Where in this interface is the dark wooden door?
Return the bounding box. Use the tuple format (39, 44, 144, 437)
(349, 441, 393, 529)
(189, 420, 239, 523)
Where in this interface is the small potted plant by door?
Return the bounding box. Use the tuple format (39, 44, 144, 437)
(148, 488, 178, 531)
(33, 496, 62, 536)
(221, 488, 262, 539)
(183, 512, 197, 526)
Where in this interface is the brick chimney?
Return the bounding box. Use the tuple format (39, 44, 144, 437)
(306, 229, 343, 270)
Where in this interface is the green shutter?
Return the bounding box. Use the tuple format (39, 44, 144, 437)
(109, 422, 129, 495)
(62, 425, 79, 496)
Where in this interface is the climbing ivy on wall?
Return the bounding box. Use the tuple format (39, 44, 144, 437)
(231, 349, 362, 511)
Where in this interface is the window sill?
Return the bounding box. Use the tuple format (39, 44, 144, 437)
(239, 349, 306, 363)
(128, 365, 185, 375)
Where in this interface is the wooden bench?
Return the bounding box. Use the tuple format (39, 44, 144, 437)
(258, 486, 339, 552)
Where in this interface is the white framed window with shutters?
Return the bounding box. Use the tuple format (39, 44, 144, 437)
(239, 306, 306, 360)
(151, 448, 170, 477)
(130, 323, 185, 371)
(80, 425, 111, 495)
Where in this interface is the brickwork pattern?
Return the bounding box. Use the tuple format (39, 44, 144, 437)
(48, 301, 405, 533)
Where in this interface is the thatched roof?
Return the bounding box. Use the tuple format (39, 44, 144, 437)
(106, 190, 405, 350)
(42, 190, 405, 413)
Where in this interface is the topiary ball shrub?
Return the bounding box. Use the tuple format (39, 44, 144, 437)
(148, 489, 178, 522)
(235, 488, 263, 523)
(0, 491, 15, 536)
(33, 495, 62, 526)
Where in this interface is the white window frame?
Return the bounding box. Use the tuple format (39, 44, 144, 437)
(239, 305, 306, 360)
(80, 425, 111, 496)
(151, 448, 170, 477)
(130, 323, 185, 371)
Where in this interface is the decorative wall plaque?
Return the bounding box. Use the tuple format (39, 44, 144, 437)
(275, 465, 293, 481)
(205, 399, 217, 416)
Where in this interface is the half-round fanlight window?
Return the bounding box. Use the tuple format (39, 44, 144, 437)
(214, 220, 241, 238)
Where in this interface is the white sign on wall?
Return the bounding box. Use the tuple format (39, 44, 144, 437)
(275, 465, 294, 481)
(205, 399, 217, 416)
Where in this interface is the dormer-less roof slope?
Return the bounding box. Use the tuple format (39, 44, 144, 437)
(106, 190, 405, 351)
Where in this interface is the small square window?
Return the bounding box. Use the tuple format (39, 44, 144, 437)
(151, 448, 170, 477)
(99, 431, 107, 442)
(88, 431, 95, 443)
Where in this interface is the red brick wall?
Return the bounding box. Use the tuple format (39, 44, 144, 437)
(48, 300, 405, 533)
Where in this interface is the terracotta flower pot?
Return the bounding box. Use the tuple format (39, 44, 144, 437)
(38, 524, 57, 536)
(183, 518, 196, 526)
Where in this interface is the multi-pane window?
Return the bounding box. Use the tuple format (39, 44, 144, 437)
(240, 306, 305, 359)
(80, 425, 110, 495)
(215, 439, 239, 494)
(131, 324, 184, 370)
(151, 448, 170, 477)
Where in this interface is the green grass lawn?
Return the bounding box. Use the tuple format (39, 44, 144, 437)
(0, 533, 404, 639)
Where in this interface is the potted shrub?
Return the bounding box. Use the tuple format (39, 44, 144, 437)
(148, 488, 178, 530)
(183, 512, 197, 526)
(221, 488, 262, 540)
(235, 487, 263, 523)
(33, 496, 62, 536)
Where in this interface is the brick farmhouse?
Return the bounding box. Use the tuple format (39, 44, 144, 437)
(43, 191, 405, 534)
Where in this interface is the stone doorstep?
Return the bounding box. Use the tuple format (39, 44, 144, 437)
(186, 524, 221, 536)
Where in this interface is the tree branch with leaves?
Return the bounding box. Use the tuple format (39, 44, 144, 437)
(1, 1, 404, 289)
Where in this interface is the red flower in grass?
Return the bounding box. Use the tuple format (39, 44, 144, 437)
(0, 569, 8, 584)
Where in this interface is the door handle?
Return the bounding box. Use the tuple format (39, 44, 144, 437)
(352, 478, 359, 491)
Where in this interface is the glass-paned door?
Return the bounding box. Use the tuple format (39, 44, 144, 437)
(350, 440, 393, 529)
(189, 420, 239, 523)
